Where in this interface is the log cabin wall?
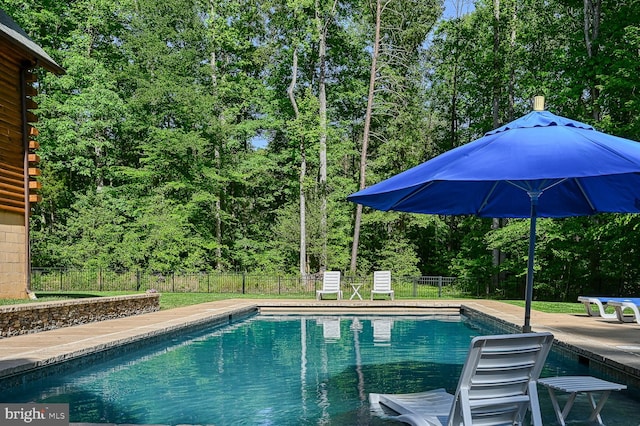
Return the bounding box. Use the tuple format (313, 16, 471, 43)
(0, 9, 63, 299)
(0, 45, 29, 298)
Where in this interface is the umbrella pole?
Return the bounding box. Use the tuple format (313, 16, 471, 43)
(524, 192, 540, 333)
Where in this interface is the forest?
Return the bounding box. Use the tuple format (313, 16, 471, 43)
(2, 0, 639, 301)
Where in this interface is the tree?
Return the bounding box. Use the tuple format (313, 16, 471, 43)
(315, 0, 338, 272)
(7, 0, 640, 301)
(350, 0, 384, 274)
(350, 0, 443, 273)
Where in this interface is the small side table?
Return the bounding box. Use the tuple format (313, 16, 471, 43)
(539, 376, 626, 426)
(349, 283, 363, 300)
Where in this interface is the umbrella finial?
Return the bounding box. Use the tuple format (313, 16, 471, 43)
(533, 96, 545, 111)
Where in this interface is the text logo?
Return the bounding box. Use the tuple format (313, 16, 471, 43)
(1, 404, 68, 426)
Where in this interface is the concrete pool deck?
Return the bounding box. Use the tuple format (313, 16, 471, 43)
(0, 298, 639, 423)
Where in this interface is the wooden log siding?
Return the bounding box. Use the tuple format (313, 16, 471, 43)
(0, 46, 27, 214)
(0, 8, 63, 297)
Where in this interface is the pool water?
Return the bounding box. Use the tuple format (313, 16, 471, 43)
(1, 314, 638, 425)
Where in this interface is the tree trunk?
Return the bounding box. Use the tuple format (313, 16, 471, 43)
(507, 1, 517, 121)
(288, 47, 306, 277)
(214, 145, 222, 270)
(209, 3, 223, 270)
(450, 65, 458, 149)
(449, 16, 459, 149)
(316, 0, 331, 271)
(350, 0, 383, 274)
(491, 0, 501, 129)
(583, 0, 601, 59)
(583, 0, 602, 121)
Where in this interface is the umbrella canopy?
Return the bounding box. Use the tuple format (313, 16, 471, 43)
(348, 102, 640, 331)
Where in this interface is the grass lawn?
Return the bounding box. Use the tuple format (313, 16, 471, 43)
(502, 300, 587, 314)
(0, 291, 313, 310)
(0, 291, 587, 313)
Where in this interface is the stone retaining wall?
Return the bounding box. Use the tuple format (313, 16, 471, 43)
(0, 293, 160, 338)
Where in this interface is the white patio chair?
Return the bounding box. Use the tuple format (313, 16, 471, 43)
(607, 298, 640, 324)
(316, 271, 342, 300)
(371, 270, 394, 300)
(577, 296, 619, 319)
(370, 332, 554, 425)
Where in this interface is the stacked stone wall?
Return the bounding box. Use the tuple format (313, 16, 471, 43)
(0, 294, 160, 337)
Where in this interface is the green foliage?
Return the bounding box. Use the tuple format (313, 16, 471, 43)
(449, 217, 494, 294)
(3, 0, 639, 302)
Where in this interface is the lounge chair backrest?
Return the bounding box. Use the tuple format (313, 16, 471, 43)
(373, 271, 391, 291)
(323, 271, 341, 292)
(448, 332, 554, 426)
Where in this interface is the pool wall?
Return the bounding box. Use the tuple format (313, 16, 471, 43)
(461, 304, 522, 333)
(0, 294, 160, 337)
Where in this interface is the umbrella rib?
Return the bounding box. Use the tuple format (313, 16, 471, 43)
(505, 180, 531, 192)
(391, 181, 435, 210)
(541, 178, 569, 192)
(573, 178, 596, 212)
(478, 181, 500, 214)
(505, 178, 568, 194)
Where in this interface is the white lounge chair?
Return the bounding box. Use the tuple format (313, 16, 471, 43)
(371, 270, 394, 300)
(316, 271, 342, 300)
(577, 296, 622, 319)
(606, 298, 640, 324)
(370, 332, 554, 426)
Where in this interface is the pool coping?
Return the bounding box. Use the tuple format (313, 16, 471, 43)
(0, 299, 259, 380)
(0, 298, 639, 425)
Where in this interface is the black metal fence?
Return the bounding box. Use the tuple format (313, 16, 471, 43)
(30, 268, 472, 299)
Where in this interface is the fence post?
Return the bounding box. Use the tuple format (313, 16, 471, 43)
(412, 277, 418, 297)
(242, 271, 246, 294)
(278, 276, 281, 295)
(438, 276, 443, 297)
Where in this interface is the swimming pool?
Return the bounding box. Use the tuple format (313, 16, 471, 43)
(1, 314, 638, 425)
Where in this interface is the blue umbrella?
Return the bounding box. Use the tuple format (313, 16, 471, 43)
(348, 101, 640, 332)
